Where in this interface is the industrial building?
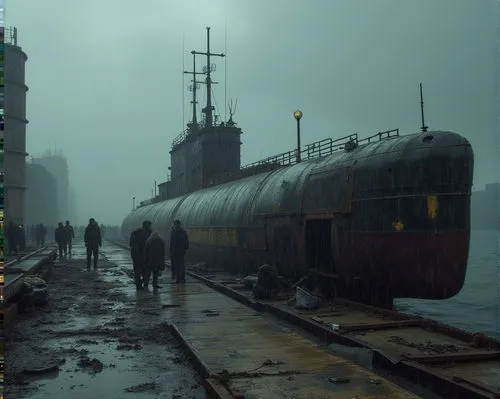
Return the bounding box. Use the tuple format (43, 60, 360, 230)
(3, 27, 28, 226)
(25, 161, 59, 227)
(30, 152, 70, 222)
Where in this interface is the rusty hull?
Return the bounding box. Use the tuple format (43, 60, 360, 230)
(122, 130, 474, 307)
(186, 269, 500, 399)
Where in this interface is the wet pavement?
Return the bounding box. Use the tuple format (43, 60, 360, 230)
(5, 241, 206, 399)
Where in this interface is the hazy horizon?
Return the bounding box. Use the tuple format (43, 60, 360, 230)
(6, 0, 500, 225)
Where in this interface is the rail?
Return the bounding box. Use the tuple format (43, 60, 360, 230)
(138, 196, 162, 207)
(214, 129, 400, 185)
(136, 128, 400, 208)
(171, 119, 234, 150)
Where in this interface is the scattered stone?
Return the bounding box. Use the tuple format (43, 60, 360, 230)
(23, 362, 61, 375)
(328, 377, 350, 384)
(116, 343, 142, 350)
(77, 357, 104, 373)
(76, 339, 99, 345)
(124, 382, 160, 393)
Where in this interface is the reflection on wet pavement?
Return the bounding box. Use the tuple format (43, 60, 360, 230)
(5, 241, 206, 399)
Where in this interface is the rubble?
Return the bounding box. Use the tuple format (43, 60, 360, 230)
(4, 247, 206, 398)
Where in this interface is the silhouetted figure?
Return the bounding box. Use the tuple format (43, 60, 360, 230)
(144, 232, 165, 289)
(170, 220, 189, 284)
(30, 225, 37, 247)
(253, 264, 280, 300)
(84, 218, 102, 270)
(37, 223, 47, 247)
(65, 220, 75, 255)
(54, 222, 67, 259)
(129, 220, 152, 290)
(6, 221, 16, 254)
(17, 224, 26, 252)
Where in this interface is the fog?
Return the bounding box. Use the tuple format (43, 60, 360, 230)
(5, 0, 499, 225)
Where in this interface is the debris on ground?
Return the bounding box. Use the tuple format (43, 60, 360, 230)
(329, 377, 350, 384)
(116, 343, 142, 350)
(5, 248, 206, 398)
(77, 357, 104, 373)
(23, 362, 62, 375)
(387, 335, 468, 354)
(124, 382, 160, 393)
(295, 286, 321, 310)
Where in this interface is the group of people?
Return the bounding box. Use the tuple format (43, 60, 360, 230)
(31, 224, 48, 247)
(53, 218, 102, 270)
(129, 219, 189, 290)
(5, 222, 27, 254)
(5, 222, 51, 254)
(54, 220, 75, 258)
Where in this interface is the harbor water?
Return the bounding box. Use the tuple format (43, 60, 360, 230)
(396, 229, 500, 338)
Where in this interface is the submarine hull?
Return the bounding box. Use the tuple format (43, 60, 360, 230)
(122, 130, 473, 306)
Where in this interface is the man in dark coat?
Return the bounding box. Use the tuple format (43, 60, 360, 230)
(252, 264, 280, 300)
(84, 218, 102, 270)
(39, 224, 47, 246)
(170, 220, 189, 283)
(54, 222, 67, 259)
(6, 221, 16, 254)
(144, 232, 165, 289)
(129, 220, 152, 290)
(65, 220, 75, 255)
(30, 225, 37, 247)
(17, 224, 26, 252)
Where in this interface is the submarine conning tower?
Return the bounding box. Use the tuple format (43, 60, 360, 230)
(160, 27, 242, 201)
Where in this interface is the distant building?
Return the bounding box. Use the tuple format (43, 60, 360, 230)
(2, 27, 29, 226)
(25, 161, 59, 227)
(31, 152, 70, 222)
(471, 182, 499, 230)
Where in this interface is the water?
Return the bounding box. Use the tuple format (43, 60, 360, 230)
(396, 229, 500, 337)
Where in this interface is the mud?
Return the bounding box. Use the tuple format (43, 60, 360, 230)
(5, 243, 206, 399)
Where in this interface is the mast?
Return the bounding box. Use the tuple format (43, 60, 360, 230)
(184, 53, 204, 130)
(192, 27, 225, 127)
(420, 83, 428, 133)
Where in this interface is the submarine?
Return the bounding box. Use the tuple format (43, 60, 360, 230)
(122, 27, 474, 308)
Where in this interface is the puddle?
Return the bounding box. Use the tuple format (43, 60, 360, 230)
(5, 243, 206, 399)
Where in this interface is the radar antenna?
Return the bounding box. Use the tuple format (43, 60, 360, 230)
(227, 98, 238, 126)
(192, 27, 225, 128)
(419, 83, 428, 133)
(184, 53, 205, 130)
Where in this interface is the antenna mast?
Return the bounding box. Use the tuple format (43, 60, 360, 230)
(184, 53, 204, 130)
(192, 27, 225, 128)
(420, 83, 428, 133)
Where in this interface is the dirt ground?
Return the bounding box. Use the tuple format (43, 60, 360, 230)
(5, 242, 207, 399)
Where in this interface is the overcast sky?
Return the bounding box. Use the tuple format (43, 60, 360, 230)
(5, 0, 500, 225)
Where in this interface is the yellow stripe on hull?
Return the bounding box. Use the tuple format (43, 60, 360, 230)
(186, 227, 238, 247)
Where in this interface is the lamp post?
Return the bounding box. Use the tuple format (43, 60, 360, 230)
(294, 110, 303, 163)
(132, 196, 135, 210)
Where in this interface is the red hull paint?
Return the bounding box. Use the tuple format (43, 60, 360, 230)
(340, 230, 470, 299)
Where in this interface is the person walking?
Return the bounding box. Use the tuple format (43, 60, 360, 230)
(170, 220, 189, 283)
(84, 218, 101, 270)
(144, 231, 165, 290)
(54, 222, 67, 260)
(65, 220, 75, 256)
(129, 221, 152, 290)
(40, 223, 47, 246)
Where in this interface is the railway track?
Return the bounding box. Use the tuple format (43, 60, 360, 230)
(3, 246, 57, 303)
